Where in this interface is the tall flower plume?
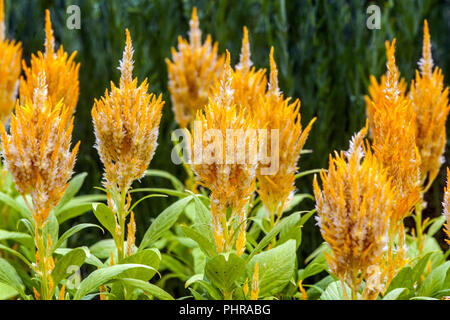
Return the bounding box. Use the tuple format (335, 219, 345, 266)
(0, 72, 79, 227)
(443, 167, 450, 245)
(92, 29, 164, 259)
(410, 20, 450, 188)
(257, 47, 315, 222)
(92, 29, 164, 193)
(190, 51, 257, 255)
(20, 10, 80, 115)
(366, 39, 421, 224)
(166, 7, 224, 128)
(211, 26, 267, 115)
(0, 0, 22, 123)
(313, 124, 395, 299)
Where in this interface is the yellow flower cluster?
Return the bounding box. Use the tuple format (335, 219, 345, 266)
(92, 29, 164, 193)
(0, 0, 22, 123)
(92, 29, 164, 260)
(20, 10, 80, 115)
(366, 39, 421, 224)
(211, 26, 267, 116)
(190, 52, 258, 255)
(257, 48, 315, 221)
(313, 124, 395, 299)
(0, 73, 79, 227)
(166, 7, 224, 128)
(410, 20, 450, 188)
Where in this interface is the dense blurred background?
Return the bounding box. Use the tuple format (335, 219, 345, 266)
(3, 0, 450, 274)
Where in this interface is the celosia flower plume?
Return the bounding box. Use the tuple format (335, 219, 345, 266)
(0, 72, 79, 227)
(366, 39, 421, 224)
(410, 20, 450, 188)
(20, 10, 80, 115)
(257, 48, 315, 220)
(212, 26, 267, 115)
(0, 0, 22, 123)
(166, 7, 224, 128)
(313, 124, 395, 299)
(190, 51, 257, 255)
(92, 29, 164, 193)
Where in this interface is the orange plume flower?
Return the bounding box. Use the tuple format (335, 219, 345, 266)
(410, 20, 450, 188)
(190, 52, 257, 255)
(257, 48, 315, 221)
(166, 7, 224, 128)
(313, 124, 395, 299)
(20, 10, 80, 115)
(212, 26, 267, 115)
(92, 29, 164, 193)
(0, 72, 79, 227)
(366, 39, 421, 223)
(0, 0, 22, 123)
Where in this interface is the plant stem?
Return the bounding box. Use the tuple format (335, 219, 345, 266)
(223, 290, 233, 300)
(116, 188, 128, 262)
(36, 227, 49, 300)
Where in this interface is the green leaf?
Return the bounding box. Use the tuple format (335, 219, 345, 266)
(52, 248, 86, 286)
(130, 188, 188, 198)
(382, 288, 407, 300)
(0, 244, 32, 268)
(0, 229, 33, 248)
(185, 274, 222, 300)
(56, 194, 107, 223)
(418, 261, 450, 297)
(92, 203, 116, 238)
(43, 211, 59, 245)
(247, 212, 300, 260)
(181, 225, 216, 258)
(387, 266, 414, 294)
(144, 169, 184, 191)
(427, 216, 446, 237)
(140, 196, 193, 250)
(127, 194, 167, 215)
(55, 173, 87, 211)
(321, 281, 354, 300)
(0, 282, 18, 300)
(117, 278, 174, 300)
(73, 264, 157, 300)
(119, 249, 161, 281)
(247, 240, 297, 297)
(0, 258, 26, 299)
(205, 253, 246, 293)
(89, 239, 116, 259)
(0, 192, 32, 219)
(52, 223, 102, 253)
(189, 193, 213, 242)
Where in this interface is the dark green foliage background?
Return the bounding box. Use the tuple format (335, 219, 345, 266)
(3, 0, 450, 267)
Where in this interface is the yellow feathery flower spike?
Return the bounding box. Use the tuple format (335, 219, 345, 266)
(443, 167, 450, 245)
(166, 7, 224, 128)
(257, 47, 315, 223)
(250, 262, 260, 300)
(0, 0, 22, 123)
(92, 29, 164, 261)
(0, 72, 79, 227)
(212, 26, 267, 114)
(92, 29, 164, 193)
(410, 20, 450, 188)
(366, 39, 421, 224)
(20, 10, 80, 115)
(0, 72, 78, 300)
(190, 51, 257, 255)
(313, 124, 395, 300)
